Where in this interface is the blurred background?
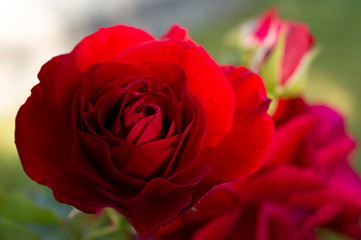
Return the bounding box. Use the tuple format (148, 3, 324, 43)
(0, 0, 360, 239)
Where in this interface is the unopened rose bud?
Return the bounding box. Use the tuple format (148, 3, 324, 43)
(224, 8, 317, 99)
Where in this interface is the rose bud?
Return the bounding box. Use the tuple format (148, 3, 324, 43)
(225, 8, 317, 98)
(15, 24, 274, 234)
(152, 98, 361, 240)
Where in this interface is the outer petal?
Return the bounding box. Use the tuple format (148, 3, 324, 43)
(15, 84, 73, 185)
(153, 187, 240, 240)
(80, 61, 188, 104)
(272, 98, 309, 126)
(37, 54, 67, 107)
(264, 114, 316, 167)
(47, 171, 115, 213)
(118, 178, 192, 235)
(161, 24, 197, 46)
(55, 25, 155, 115)
(193, 209, 241, 240)
(117, 39, 235, 147)
(48, 173, 193, 235)
(239, 166, 326, 199)
(197, 67, 274, 182)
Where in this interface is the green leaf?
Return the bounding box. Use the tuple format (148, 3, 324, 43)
(0, 217, 42, 240)
(0, 193, 59, 224)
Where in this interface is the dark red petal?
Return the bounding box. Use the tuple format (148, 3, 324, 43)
(197, 67, 274, 182)
(126, 114, 157, 144)
(55, 25, 155, 115)
(153, 187, 239, 240)
(110, 144, 176, 179)
(137, 108, 165, 145)
(141, 134, 181, 149)
(264, 114, 316, 167)
(316, 134, 355, 170)
(303, 203, 342, 232)
(47, 171, 115, 211)
(289, 162, 361, 208)
(163, 94, 206, 179)
(272, 98, 309, 126)
(74, 131, 147, 189)
(171, 163, 211, 186)
(139, 61, 187, 100)
(118, 178, 192, 235)
(15, 85, 73, 185)
(72, 132, 144, 200)
(240, 166, 325, 199)
(117, 39, 235, 147)
(253, 203, 313, 240)
(80, 62, 136, 103)
(193, 209, 241, 240)
(37, 54, 67, 107)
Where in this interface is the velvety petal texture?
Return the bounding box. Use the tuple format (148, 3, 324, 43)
(152, 98, 361, 240)
(15, 24, 273, 234)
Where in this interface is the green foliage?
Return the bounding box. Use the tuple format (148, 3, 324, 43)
(0, 217, 42, 240)
(0, 193, 59, 224)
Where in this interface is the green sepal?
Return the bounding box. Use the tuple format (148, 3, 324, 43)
(259, 29, 286, 98)
(276, 46, 320, 98)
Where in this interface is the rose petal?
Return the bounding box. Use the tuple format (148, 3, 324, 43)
(282, 23, 314, 83)
(139, 61, 187, 100)
(163, 94, 206, 179)
(272, 98, 309, 126)
(171, 163, 211, 186)
(161, 24, 197, 46)
(55, 25, 155, 115)
(225, 66, 269, 112)
(240, 166, 326, 199)
(48, 171, 115, 212)
(37, 54, 67, 107)
(193, 208, 241, 240)
(253, 8, 279, 43)
(110, 144, 176, 179)
(119, 178, 192, 234)
(126, 114, 156, 144)
(264, 114, 317, 167)
(74, 131, 147, 189)
(197, 67, 274, 182)
(117, 39, 235, 147)
(136, 107, 165, 145)
(141, 134, 181, 149)
(15, 85, 73, 184)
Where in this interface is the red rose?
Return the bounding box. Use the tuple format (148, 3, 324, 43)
(154, 98, 361, 240)
(15, 24, 273, 234)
